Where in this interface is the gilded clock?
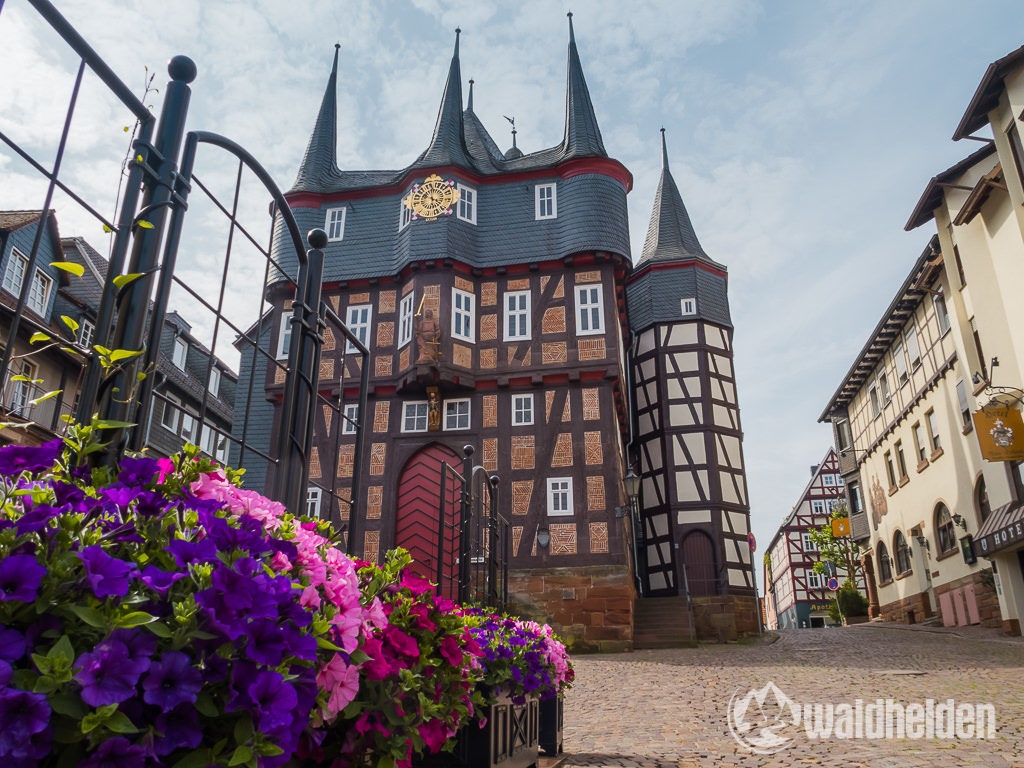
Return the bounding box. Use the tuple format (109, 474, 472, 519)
(403, 174, 460, 221)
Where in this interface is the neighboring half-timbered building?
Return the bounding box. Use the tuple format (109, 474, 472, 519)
(763, 449, 858, 629)
(235, 18, 758, 647)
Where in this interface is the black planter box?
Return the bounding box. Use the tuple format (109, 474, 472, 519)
(539, 696, 563, 756)
(415, 694, 539, 768)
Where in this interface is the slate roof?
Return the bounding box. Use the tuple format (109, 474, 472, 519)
(289, 17, 610, 195)
(59, 237, 108, 309)
(639, 130, 719, 267)
(626, 262, 731, 332)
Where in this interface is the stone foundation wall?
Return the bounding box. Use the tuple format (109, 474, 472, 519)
(691, 595, 760, 641)
(933, 570, 1002, 629)
(507, 565, 635, 652)
(878, 589, 932, 624)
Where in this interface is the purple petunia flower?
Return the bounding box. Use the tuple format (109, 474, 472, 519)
(132, 491, 171, 518)
(117, 457, 161, 487)
(164, 537, 218, 567)
(0, 439, 61, 475)
(0, 554, 46, 603)
(247, 670, 298, 732)
(142, 651, 202, 712)
(0, 687, 51, 760)
(139, 565, 182, 593)
(77, 546, 138, 599)
(154, 704, 202, 756)
(74, 640, 144, 707)
(244, 619, 288, 667)
(80, 736, 145, 767)
(0, 626, 25, 662)
(99, 486, 139, 511)
(0, 659, 11, 687)
(15, 503, 66, 535)
(107, 629, 155, 675)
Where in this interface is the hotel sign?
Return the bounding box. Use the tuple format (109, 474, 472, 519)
(973, 405, 1024, 462)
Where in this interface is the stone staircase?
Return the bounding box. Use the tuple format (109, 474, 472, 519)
(633, 596, 696, 649)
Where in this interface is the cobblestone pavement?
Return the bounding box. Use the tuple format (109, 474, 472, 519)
(562, 625, 1024, 768)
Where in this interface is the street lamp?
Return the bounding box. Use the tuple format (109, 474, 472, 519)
(623, 469, 640, 503)
(536, 526, 550, 549)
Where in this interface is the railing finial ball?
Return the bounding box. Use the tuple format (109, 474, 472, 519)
(307, 228, 328, 249)
(168, 55, 197, 83)
(463, 444, 475, 457)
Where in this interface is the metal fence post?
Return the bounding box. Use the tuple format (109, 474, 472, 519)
(277, 229, 325, 518)
(96, 56, 196, 456)
(487, 474, 499, 607)
(458, 444, 474, 604)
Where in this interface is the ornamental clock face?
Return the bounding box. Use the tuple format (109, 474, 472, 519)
(403, 174, 461, 221)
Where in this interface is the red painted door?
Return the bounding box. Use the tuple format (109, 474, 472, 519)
(394, 444, 461, 600)
(964, 584, 981, 625)
(680, 531, 718, 597)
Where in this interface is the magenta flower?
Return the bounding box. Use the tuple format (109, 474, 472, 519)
(0, 439, 61, 474)
(385, 627, 420, 660)
(0, 555, 46, 602)
(142, 651, 203, 712)
(439, 635, 463, 667)
(77, 546, 137, 598)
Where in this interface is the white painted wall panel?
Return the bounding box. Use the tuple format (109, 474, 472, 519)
(678, 509, 712, 524)
(668, 323, 699, 346)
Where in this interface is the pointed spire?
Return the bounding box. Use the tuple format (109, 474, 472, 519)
(293, 45, 341, 192)
(467, 78, 475, 111)
(640, 129, 709, 264)
(414, 28, 472, 169)
(561, 13, 606, 158)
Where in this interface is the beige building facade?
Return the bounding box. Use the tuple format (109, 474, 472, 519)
(904, 44, 1024, 636)
(821, 239, 1004, 631)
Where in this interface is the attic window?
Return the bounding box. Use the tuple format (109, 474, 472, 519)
(535, 183, 557, 220)
(399, 199, 412, 230)
(325, 207, 346, 242)
(457, 184, 476, 224)
(172, 337, 188, 370)
(681, 297, 696, 316)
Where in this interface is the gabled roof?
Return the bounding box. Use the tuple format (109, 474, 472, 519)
(818, 236, 941, 421)
(0, 210, 45, 232)
(639, 129, 719, 267)
(764, 448, 839, 559)
(288, 17, 615, 195)
(905, 142, 997, 230)
(953, 44, 1024, 141)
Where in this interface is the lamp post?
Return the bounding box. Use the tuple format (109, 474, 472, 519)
(620, 469, 643, 594)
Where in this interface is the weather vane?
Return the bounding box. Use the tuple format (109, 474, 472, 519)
(503, 114, 518, 150)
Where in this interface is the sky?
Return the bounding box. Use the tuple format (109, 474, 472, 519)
(1, 0, 1022, 588)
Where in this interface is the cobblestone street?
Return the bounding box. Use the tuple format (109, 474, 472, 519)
(562, 625, 1024, 767)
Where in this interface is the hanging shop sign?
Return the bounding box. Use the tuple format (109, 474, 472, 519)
(973, 405, 1024, 462)
(831, 517, 851, 537)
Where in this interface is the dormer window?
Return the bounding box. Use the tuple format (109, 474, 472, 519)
(399, 198, 412, 230)
(172, 336, 188, 369)
(535, 183, 557, 219)
(681, 297, 696, 316)
(208, 366, 221, 397)
(325, 207, 346, 242)
(457, 184, 476, 224)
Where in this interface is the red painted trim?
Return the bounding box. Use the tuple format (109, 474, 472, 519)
(374, 385, 397, 396)
(285, 157, 633, 208)
(509, 376, 531, 387)
(627, 259, 728, 283)
(580, 370, 606, 381)
(543, 373, 570, 385)
(476, 380, 498, 390)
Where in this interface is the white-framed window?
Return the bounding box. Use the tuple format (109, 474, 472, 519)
(78, 319, 95, 348)
(512, 393, 534, 425)
(306, 487, 323, 518)
(801, 532, 818, 552)
(504, 290, 530, 341)
(457, 184, 476, 224)
(452, 288, 474, 342)
(8, 360, 37, 417)
(342, 403, 359, 435)
(547, 477, 573, 516)
(934, 292, 951, 335)
(681, 297, 696, 316)
(172, 337, 188, 369)
(325, 207, 346, 242)
(575, 284, 604, 335)
(2, 248, 27, 297)
(893, 339, 908, 384)
(444, 398, 471, 430)
(806, 571, 824, 590)
(345, 304, 372, 352)
(822, 474, 837, 486)
(398, 293, 414, 348)
(837, 474, 844, 486)
(402, 401, 429, 433)
(810, 500, 825, 516)
(535, 183, 557, 219)
(277, 313, 292, 360)
(955, 380, 971, 428)
(208, 367, 221, 397)
(399, 197, 412, 230)
(878, 371, 890, 403)
(868, 384, 880, 418)
(180, 412, 196, 443)
(216, 436, 229, 464)
(199, 425, 216, 456)
(905, 322, 922, 369)
(160, 395, 180, 432)
(28, 270, 51, 316)
(827, 498, 839, 512)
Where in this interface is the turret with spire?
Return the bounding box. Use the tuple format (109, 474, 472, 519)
(413, 29, 472, 169)
(560, 12, 607, 159)
(292, 44, 341, 193)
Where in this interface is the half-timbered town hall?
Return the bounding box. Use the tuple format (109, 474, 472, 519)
(235, 17, 755, 648)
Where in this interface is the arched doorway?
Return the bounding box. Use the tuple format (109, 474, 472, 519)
(394, 443, 462, 599)
(680, 530, 718, 597)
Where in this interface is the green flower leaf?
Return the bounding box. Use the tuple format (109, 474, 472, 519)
(30, 332, 51, 344)
(50, 261, 85, 277)
(49, 692, 88, 719)
(105, 711, 139, 734)
(113, 273, 143, 289)
(92, 419, 135, 430)
(29, 390, 62, 405)
(228, 746, 253, 767)
(142, 621, 172, 638)
(136, 219, 154, 230)
(172, 749, 214, 768)
(108, 349, 142, 363)
(115, 611, 158, 628)
(66, 604, 107, 628)
(61, 315, 80, 332)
